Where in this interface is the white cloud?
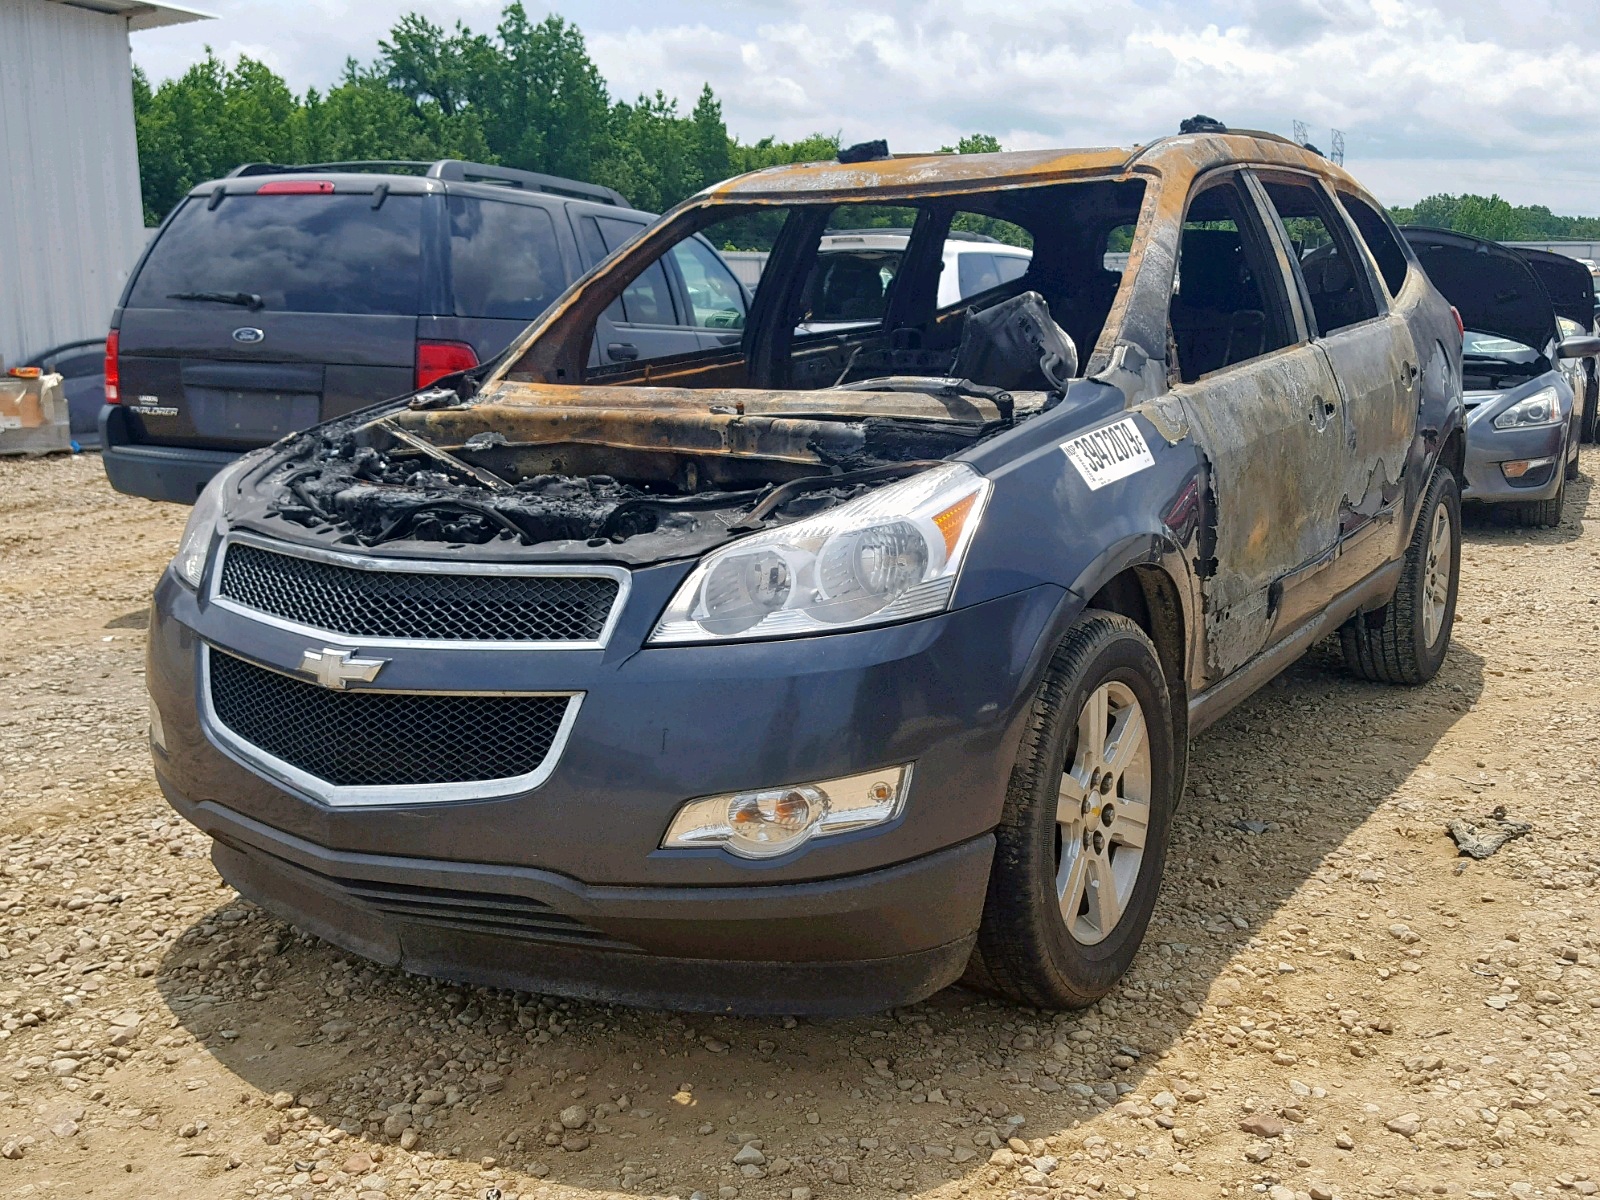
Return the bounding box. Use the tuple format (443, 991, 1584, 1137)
(132, 0, 1600, 213)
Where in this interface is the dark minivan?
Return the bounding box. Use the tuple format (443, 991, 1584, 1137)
(102, 159, 748, 502)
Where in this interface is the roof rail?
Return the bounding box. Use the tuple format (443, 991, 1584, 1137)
(821, 227, 1003, 244)
(226, 159, 628, 206)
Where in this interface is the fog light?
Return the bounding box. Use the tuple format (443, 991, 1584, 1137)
(1501, 456, 1556, 480)
(149, 697, 167, 752)
(662, 765, 912, 859)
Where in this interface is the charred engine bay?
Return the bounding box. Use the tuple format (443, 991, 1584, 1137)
(245, 383, 1003, 564)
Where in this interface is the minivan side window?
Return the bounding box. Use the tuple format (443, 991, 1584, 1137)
(1338, 193, 1411, 297)
(1168, 178, 1297, 384)
(1258, 178, 1381, 335)
(448, 197, 565, 320)
(588, 216, 679, 326)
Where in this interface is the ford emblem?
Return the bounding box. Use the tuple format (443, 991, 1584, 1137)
(232, 327, 265, 344)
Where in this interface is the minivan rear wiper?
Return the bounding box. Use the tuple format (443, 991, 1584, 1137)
(167, 290, 264, 309)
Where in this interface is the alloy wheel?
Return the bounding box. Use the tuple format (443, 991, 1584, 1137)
(1055, 681, 1152, 946)
(1421, 501, 1452, 647)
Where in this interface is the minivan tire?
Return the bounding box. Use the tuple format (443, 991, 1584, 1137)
(966, 611, 1180, 1009)
(1340, 468, 1460, 685)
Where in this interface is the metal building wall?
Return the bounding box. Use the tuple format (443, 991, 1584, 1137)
(0, 0, 147, 369)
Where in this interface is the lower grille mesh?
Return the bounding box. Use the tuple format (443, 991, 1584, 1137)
(208, 650, 570, 788)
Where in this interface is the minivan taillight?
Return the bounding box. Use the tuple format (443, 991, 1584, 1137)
(105, 330, 120, 403)
(1451, 306, 1465, 338)
(416, 340, 478, 389)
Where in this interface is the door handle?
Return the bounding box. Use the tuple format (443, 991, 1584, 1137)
(607, 342, 639, 361)
(1400, 360, 1418, 387)
(1310, 394, 1336, 429)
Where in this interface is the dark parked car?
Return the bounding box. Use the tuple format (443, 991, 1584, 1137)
(1402, 228, 1599, 526)
(147, 125, 1464, 1014)
(1515, 246, 1600, 446)
(22, 337, 106, 447)
(102, 159, 749, 503)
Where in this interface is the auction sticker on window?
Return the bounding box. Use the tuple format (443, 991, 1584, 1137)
(1060, 417, 1155, 490)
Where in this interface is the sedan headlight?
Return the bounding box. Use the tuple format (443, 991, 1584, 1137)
(172, 456, 250, 588)
(649, 462, 990, 643)
(1492, 386, 1563, 430)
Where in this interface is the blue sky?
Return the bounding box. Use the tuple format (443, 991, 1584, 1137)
(131, 0, 1600, 214)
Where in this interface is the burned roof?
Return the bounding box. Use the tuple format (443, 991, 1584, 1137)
(703, 133, 1358, 204)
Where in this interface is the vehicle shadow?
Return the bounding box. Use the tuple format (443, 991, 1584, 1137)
(1461, 461, 1590, 544)
(154, 639, 1486, 1196)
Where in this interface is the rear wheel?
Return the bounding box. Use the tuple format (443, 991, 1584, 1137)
(967, 612, 1180, 1008)
(1341, 468, 1460, 684)
(1509, 475, 1564, 528)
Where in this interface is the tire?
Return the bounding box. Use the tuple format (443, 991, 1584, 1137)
(966, 611, 1181, 1009)
(1340, 468, 1460, 685)
(1509, 475, 1564, 528)
(1565, 440, 1581, 482)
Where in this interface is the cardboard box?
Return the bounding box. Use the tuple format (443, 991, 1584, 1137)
(0, 373, 71, 456)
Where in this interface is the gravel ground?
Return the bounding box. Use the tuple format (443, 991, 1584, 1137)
(1, 450, 1597, 1200)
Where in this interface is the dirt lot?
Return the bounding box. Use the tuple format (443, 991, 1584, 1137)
(1, 451, 1597, 1200)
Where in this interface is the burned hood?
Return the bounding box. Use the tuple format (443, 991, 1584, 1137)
(226, 380, 1012, 566)
(1513, 246, 1596, 332)
(1401, 226, 1559, 354)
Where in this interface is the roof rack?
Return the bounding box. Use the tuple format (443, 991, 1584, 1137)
(821, 227, 1002, 244)
(227, 159, 628, 206)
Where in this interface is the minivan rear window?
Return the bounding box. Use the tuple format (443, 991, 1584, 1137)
(129, 193, 423, 315)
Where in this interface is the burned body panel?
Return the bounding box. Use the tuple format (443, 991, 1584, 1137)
(143, 127, 1463, 1014)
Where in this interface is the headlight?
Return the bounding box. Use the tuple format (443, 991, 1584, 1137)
(172, 456, 250, 588)
(1493, 386, 1563, 430)
(649, 462, 990, 643)
(661, 765, 912, 859)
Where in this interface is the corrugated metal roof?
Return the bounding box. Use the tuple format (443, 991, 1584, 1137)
(50, 0, 211, 30)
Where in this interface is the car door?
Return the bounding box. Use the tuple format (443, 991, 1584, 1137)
(573, 213, 706, 367)
(1253, 172, 1415, 593)
(1163, 171, 1348, 682)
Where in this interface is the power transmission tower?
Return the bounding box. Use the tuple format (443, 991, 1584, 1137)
(1330, 129, 1345, 166)
(1292, 119, 1309, 147)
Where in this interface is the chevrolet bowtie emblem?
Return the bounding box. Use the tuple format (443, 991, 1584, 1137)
(300, 647, 387, 690)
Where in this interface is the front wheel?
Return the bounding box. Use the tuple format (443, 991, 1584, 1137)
(966, 611, 1181, 1009)
(1340, 468, 1460, 684)
(1509, 475, 1564, 528)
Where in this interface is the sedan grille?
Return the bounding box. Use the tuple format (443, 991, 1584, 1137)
(216, 541, 620, 644)
(208, 650, 571, 788)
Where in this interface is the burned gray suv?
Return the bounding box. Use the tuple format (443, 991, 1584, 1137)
(146, 125, 1464, 1014)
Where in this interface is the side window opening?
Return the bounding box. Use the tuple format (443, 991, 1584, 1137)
(1169, 181, 1295, 384)
(1338, 192, 1411, 297)
(1259, 178, 1381, 336)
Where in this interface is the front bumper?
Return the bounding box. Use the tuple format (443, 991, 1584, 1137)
(165, 786, 989, 1014)
(148, 560, 1068, 1011)
(100, 404, 239, 503)
(1462, 409, 1569, 504)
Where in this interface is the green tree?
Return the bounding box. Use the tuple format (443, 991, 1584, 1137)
(134, 5, 871, 226)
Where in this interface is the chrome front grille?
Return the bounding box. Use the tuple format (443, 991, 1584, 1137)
(203, 649, 579, 805)
(212, 537, 626, 647)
